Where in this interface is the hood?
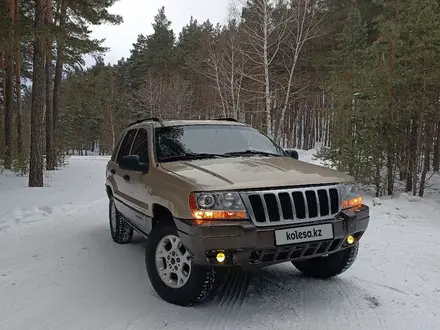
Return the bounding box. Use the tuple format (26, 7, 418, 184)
(160, 156, 353, 191)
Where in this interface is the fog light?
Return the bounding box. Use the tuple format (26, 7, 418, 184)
(346, 235, 355, 245)
(216, 252, 226, 263)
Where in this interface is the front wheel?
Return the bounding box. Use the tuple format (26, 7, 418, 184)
(292, 243, 359, 279)
(145, 224, 216, 306)
(109, 197, 133, 244)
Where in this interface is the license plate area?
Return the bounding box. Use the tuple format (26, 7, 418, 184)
(274, 223, 334, 246)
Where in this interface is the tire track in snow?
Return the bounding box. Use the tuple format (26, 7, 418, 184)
(335, 280, 363, 329)
(335, 279, 387, 330)
(207, 269, 251, 330)
(222, 271, 252, 329)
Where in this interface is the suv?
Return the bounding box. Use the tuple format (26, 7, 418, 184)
(105, 117, 370, 306)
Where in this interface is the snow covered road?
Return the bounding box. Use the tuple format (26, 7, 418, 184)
(1, 156, 439, 330)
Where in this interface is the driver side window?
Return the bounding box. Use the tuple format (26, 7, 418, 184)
(131, 128, 149, 164)
(116, 129, 137, 163)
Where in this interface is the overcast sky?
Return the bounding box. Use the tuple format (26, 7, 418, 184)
(86, 0, 231, 66)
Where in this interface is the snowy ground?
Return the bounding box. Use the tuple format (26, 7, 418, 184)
(1, 154, 440, 330)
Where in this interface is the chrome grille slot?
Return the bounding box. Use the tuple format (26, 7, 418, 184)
(305, 190, 318, 217)
(278, 192, 293, 219)
(329, 188, 339, 213)
(264, 193, 280, 222)
(317, 189, 330, 216)
(240, 185, 341, 227)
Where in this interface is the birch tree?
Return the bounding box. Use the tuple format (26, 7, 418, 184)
(133, 74, 192, 118)
(240, 0, 291, 136)
(274, 0, 324, 142)
(203, 18, 246, 120)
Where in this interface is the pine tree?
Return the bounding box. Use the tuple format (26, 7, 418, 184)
(29, 0, 46, 187)
(128, 7, 176, 95)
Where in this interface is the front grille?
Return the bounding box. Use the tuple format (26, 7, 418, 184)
(240, 185, 341, 227)
(249, 238, 344, 264)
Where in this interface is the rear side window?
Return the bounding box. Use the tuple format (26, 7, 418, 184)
(116, 129, 137, 162)
(131, 128, 149, 163)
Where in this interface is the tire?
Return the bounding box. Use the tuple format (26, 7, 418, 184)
(292, 243, 359, 279)
(109, 197, 134, 244)
(145, 224, 216, 306)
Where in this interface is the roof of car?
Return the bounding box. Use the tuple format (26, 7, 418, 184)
(161, 119, 246, 127)
(128, 117, 248, 129)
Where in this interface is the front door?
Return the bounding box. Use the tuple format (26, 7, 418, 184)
(125, 127, 153, 234)
(113, 128, 138, 220)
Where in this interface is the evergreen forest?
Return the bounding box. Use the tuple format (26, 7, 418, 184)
(1, 0, 439, 197)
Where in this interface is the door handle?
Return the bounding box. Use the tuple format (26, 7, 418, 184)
(110, 169, 116, 174)
(123, 175, 130, 182)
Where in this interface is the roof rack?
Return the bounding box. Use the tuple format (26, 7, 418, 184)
(211, 117, 238, 122)
(127, 116, 164, 127)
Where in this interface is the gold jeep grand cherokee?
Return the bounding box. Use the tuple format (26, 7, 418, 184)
(105, 117, 370, 306)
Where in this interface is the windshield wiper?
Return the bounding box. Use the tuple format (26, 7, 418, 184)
(160, 150, 282, 162)
(223, 150, 283, 157)
(159, 153, 224, 162)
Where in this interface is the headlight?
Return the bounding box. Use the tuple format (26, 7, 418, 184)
(340, 183, 362, 210)
(189, 192, 248, 221)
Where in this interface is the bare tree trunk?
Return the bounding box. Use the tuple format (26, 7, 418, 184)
(3, 0, 15, 169)
(15, 0, 22, 156)
(433, 121, 440, 172)
(375, 160, 381, 197)
(53, 0, 66, 163)
(315, 105, 320, 143)
(292, 112, 297, 148)
(109, 79, 116, 150)
(263, 27, 271, 136)
(310, 107, 316, 149)
(29, 0, 46, 187)
(4, 54, 13, 169)
(419, 121, 433, 197)
(411, 116, 421, 196)
(386, 142, 394, 195)
(406, 117, 418, 192)
(304, 106, 311, 149)
(385, 6, 398, 194)
(399, 127, 407, 181)
(1, 54, 5, 105)
(45, 0, 55, 170)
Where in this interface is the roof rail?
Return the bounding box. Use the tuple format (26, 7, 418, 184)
(211, 117, 238, 122)
(127, 116, 164, 127)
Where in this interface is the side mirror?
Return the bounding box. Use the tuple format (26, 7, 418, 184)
(119, 155, 148, 173)
(284, 148, 299, 160)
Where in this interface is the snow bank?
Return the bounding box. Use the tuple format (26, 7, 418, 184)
(0, 154, 439, 330)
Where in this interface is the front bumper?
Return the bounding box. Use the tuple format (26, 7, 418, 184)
(175, 204, 370, 269)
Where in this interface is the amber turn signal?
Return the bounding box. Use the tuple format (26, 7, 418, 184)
(189, 193, 247, 221)
(341, 196, 362, 210)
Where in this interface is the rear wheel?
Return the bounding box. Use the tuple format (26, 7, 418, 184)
(145, 224, 216, 306)
(109, 197, 133, 244)
(292, 243, 359, 279)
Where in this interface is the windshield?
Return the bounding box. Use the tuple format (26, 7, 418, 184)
(154, 124, 286, 162)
